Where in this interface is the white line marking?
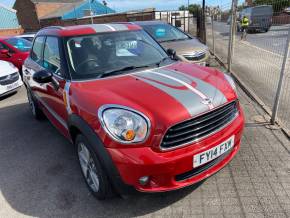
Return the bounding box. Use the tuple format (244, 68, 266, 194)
(239, 40, 283, 58)
(147, 70, 214, 109)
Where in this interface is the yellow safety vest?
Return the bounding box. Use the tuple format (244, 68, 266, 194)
(241, 17, 249, 27)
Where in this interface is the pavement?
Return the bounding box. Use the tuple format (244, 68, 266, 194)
(0, 79, 290, 217)
(205, 21, 290, 132)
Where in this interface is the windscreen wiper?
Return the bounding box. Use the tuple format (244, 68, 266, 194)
(99, 65, 150, 78)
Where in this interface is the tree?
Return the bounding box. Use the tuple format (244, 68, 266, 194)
(253, 0, 289, 13)
(179, 5, 186, 11)
(178, 4, 201, 15)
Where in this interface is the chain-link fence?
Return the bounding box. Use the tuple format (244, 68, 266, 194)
(205, 0, 290, 135)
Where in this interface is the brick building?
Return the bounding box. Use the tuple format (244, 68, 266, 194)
(13, 0, 115, 32)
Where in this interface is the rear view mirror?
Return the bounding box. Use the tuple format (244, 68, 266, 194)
(33, 70, 52, 83)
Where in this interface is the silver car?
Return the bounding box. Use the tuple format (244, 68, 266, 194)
(134, 21, 209, 65)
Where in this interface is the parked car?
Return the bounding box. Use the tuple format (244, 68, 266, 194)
(23, 24, 244, 200)
(16, 33, 35, 42)
(133, 21, 209, 66)
(283, 7, 290, 14)
(0, 36, 32, 73)
(239, 5, 273, 32)
(0, 60, 23, 97)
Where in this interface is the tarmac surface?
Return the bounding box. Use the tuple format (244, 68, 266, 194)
(0, 84, 289, 217)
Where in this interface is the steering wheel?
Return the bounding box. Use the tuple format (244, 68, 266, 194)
(76, 59, 99, 72)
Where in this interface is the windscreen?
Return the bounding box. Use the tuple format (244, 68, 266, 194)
(4, 37, 32, 52)
(66, 30, 169, 80)
(142, 23, 189, 42)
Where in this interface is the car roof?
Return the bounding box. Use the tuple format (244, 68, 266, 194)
(133, 20, 168, 26)
(17, 34, 35, 37)
(0, 36, 14, 40)
(36, 23, 142, 37)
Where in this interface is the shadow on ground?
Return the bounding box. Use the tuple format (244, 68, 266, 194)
(0, 103, 200, 217)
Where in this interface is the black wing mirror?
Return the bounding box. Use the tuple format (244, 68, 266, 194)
(167, 48, 177, 59)
(33, 70, 52, 83)
(0, 49, 11, 57)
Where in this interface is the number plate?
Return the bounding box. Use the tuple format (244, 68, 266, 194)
(6, 82, 19, 91)
(193, 135, 235, 168)
(198, 62, 206, 66)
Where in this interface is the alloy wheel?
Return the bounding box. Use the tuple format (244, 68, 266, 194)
(78, 142, 100, 192)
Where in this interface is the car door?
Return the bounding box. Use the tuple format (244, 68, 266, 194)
(40, 36, 70, 137)
(24, 36, 45, 94)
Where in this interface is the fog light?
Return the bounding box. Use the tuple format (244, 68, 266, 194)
(139, 176, 149, 186)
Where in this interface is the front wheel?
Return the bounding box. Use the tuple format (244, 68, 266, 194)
(76, 134, 114, 200)
(27, 88, 44, 120)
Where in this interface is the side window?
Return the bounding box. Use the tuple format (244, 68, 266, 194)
(43, 37, 61, 76)
(31, 36, 45, 64)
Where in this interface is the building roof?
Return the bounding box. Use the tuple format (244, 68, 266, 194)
(31, 0, 81, 3)
(39, 0, 115, 20)
(0, 3, 20, 29)
(39, 1, 84, 19)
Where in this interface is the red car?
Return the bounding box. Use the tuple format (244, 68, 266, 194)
(23, 24, 244, 200)
(0, 36, 32, 73)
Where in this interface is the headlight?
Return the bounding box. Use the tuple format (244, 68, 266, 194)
(224, 74, 237, 92)
(98, 105, 150, 144)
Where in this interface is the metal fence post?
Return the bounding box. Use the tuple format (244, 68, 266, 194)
(227, 0, 237, 73)
(211, 15, 215, 56)
(184, 14, 186, 32)
(271, 27, 290, 125)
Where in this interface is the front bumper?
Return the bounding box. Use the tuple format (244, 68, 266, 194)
(0, 76, 23, 97)
(107, 111, 244, 192)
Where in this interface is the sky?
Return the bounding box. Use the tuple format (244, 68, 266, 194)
(0, 0, 236, 12)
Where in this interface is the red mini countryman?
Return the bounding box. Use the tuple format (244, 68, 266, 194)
(23, 24, 244, 199)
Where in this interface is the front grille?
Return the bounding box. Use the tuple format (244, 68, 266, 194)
(184, 53, 206, 61)
(160, 101, 238, 150)
(0, 72, 19, 85)
(175, 148, 232, 181)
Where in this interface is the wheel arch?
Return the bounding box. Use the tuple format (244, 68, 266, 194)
(67, 113, 134, 195)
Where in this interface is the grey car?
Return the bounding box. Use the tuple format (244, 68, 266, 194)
(134, 21, 209, 65)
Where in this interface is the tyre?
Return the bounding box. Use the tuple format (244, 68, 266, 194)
(27, 88, 44, 120)
(76, 134, 114, 200)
